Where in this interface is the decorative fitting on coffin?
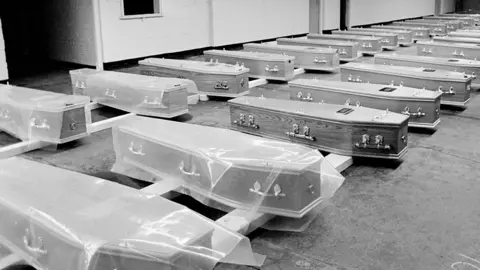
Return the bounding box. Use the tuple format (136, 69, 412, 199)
(250, 181, 286, 198)
(344, 99, 361, 107)
(414, 32, 424, 37)
(297, 92, 313, 101)
(75, 80, 86, 89)
(233, 114, 259, 129)
(362, 43, 373, 48)
(452, 50, 465, 57)
(104, 89, 116, 98)
(313, 57, 328, 64)
(179, 160, 200, 177)
(265, 65, 279, 73)
(338, 48, 347, 55)
(286, 124, 316, 141)
(437, 86, 456, 95)
(347, 75, 362, 83)
(23, 228, 48, 258)
(355, 134, 391, 150)
(214, 81, 229, 90)
(0, 108, 10, 120)
(143, 96, 167, 108)
(401, 106, 426, 118)
(434, 27, 443, 32)
(30, 118, 50, 130)
(128, 142, 145, 156)
(421, 48, 433, 54)
(380, 39, 390, 44)
(398, 36, 405, 40)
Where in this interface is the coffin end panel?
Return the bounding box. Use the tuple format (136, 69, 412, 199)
(59, 107, 88, 142)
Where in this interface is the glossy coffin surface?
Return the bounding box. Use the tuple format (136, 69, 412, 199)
(242, 42, 340, 71)
(203, 49, 295, 81)
(228, 96, 409, 159)
(371, 25, 430, 40)
(306, 34, 383, 55)
(70, 69, 189, 118)
(392, 21, 447, 35)
(0, 157, 260, 270)
(288, 79, 441, 129)
(340, 62, 474, 106)
(375, 52, 480, 86)
(111, 116, 345, 218)
(408, 19, 462, 32)
(332, 30, 399, 48)
(349, 28, 414, 46)
(416, 40, 480, 60)
(138, 58, 250, 98)
(276, 38, 359, 61)
(0, 84, 89, 144)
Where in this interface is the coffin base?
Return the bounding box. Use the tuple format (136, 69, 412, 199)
(440, 98, 470, 107)
(409, 118, 441, 130)
(198, 90, 250, 98)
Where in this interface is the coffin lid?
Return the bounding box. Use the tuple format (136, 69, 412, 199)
(333, 30, 398, 37)
(138, 58, 250, 75)
(243, 42, 338, 54)
(70, 68, 189, 92)
(433, 36, 480, 43)
(375, 52, 480, 68)
(341, 62, 475, 82)
(417, 40, 480, 49)
(203, 49, 295, 61)
(372, 25, 429, 31)
(229, 96, 409, 126)
(396, 21, 447, 26)
(350, 28, 411, 34)
(412, 19, 461, 24)
(427, 16, 473, 20)
(308, 33, 382, 41)
(278, 38, 356, 46)
(288, 78, 442, 101)
(0, 84, 89, 112)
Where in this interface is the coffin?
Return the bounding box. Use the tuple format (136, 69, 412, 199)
(202, 49, 295, 81)
(0, 157, 259, 270)
(371, 25, 430, 40)
(374, 52, 480, 86)
(0, 84, 89, 144)
(349, 27, 414, 46)
(242, 42, 340, 72)
(340, 62, 474, 107)
(332, 30, 399, 49)
(438, 13, 480, 25)
(70, 69, 189, 118)
(138, 58, 250, 98)
(228, 96, 409, 159)
(464, 26, 480, 30)
(406, 19, 462, 32)
(307, 33, 383, 55)
(416, 40, 480, 61)
(423, 16, 474, 27)
(448, 31, 480, 38)
(288, 79, 442, 129)
(392, 21, 447, 35)
(276, 38, 359, 62)
(433, 35, 480, 44)
(111, 116, 345, 218)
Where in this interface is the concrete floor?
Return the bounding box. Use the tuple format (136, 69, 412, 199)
(2, 44, 480, 270)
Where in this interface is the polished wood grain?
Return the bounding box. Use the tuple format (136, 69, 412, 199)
(276, 38, 359, 61)
(371, 25, 430, 40)
(332, 30, 399, 48)
(416, 41, 480, 61)
(349, 28, 414, 45)
(307, 34, 382, 54)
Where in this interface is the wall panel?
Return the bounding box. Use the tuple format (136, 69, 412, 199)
(324, 0, 341, 30)
(440, 0, 456, 13)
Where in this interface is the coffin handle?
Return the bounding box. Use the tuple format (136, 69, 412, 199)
(104, 88, 117, 98)
(23, 229, 48, 257)
(0, 108, 10, 120)
(249, 182, 286, 198)
(143, 96, 167, 108)
(179, 160, 200, 177)
(264, 65, 279, 73)
(297, 92, 313, 101)
(29, 118, 50, 130)
(128, 142, 145, 156)
(285, 124, 316, 141)
(354, 134, 391, 150)
(313, 57, 328, 64)
(401, 106, 426, 118)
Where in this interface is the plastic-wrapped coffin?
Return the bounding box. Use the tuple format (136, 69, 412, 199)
(276, 38, 359, 62)
(138, 58, 250, 98)
(423, 16, 475, 27)
(416, 40, 480, 61)
(437, 13, 480, 25)
(288, 79, 442, 129)
(242, 42, 340, 72)
(432, 35, 480, 45)
(374, 52, 480, 87)
(332, 30, 399, 49)
(202, 49, 295, 81)
(392, 21, 448, 36)
(0, 157, 262, 270)
(111, 116, 345, 218)
(371, 25, 430, 40)
(407, 19, 463, 32)
(0, 84, 90, 144)
(306, 34, 382, 55)
(228, 96, 409, 159)
(348, 28, 414, 46)
(340, 62, 474, 107)
(69, 69, 189, 118)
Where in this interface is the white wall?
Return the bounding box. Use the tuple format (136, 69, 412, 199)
(350, 0, 436, 26)
(0, 19, 7, 80)
(440, 0, 456, 13)
(324, 0, 341, 30)
(43, 0, 97, 66)
(211, 0, 309, 46)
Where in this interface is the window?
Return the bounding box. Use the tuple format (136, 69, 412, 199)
(121, 0, 162, 19)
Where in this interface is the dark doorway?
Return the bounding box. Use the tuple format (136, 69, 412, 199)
(340, 0, 347, 30)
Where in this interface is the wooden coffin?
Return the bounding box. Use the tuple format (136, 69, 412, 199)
(0, 157, 218, 270)
(375, 52, 480, 87)
(448, 31, 480, 38)
(392, 21, 448, 35)
(70, 69, 189, 118)
(349, 28, 414, 46)
(307, 33, 383, 55)
(202, 49, 295, 81)
(0, 84, 89, 144)
(288, 79, 441, 129)
(228, 96, 409, 159)
(111, 116, 344, 218)
(332, 30, 399, 49)
(406, 19, 462, 32)
(138, 58, 250, 98)
(423, 16, 474, 27)
(242, 42, 340, 72)
(371, 25, 430, 40)
(340, 63, 474, 106)
(433, 35, 480, 45)
(416, 40, 480, 60)
(276, 38, 359, 61)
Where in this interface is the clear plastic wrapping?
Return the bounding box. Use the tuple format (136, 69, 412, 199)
(0, 157, 262, 270)
(111, 116, 345, 227)
(0, 83, 91, 147)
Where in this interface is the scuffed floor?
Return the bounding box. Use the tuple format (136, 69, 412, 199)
(2, 44, 480, 270)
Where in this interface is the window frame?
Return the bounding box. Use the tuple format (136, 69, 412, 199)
(119, 0, 163, 20)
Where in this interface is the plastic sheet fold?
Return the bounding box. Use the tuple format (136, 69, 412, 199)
(111, 116, 345, 230)
(0, 157, 262, 270)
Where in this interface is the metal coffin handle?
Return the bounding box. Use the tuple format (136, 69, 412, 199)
(128, 142, 145, 156)
(297, 92, 313, 101)
(214, 81, 229, 90)
(0, 108, 10, 120)
(285, 124, 316, 141)
(233, 114, 260, 129)
(178, 160, 200, 177)
(401, 106, 426, 118)
(104, 88, 117, 98)
(355, 134, 391, 150)
(249, 181, 285, 198)
(143, 96, 167, 108)
(23, 228, 48, 257)
(265, 65, 279, 73)
(29, 118, 50, 130)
